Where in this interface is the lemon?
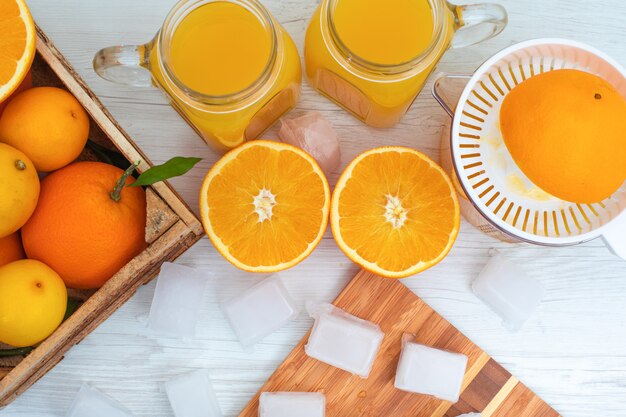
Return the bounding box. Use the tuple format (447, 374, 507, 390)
(0, 260, 67, 347)
(0, 143, 40, 238)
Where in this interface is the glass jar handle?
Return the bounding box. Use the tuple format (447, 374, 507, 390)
(432, 73, 472, 117)
(93, 43, 153, 87)
(449, 3, 508, 49)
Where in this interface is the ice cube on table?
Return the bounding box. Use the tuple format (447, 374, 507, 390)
(394, 339, 468, 403)
(472, 251, 544, 331)
(165, 370, 222, 417)
(66, 384, 134, 417)
(222, 276, 299, 348)
(304, 303, 384, 378)
(147, 262, 210, 338)
(278, 112, 341, 177)
(259, 392, 325, 417)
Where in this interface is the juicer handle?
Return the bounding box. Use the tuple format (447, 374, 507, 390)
(602, 211, 626, 260)
(432, 74, 472, 118)
(450, 3, 508, 49)
(93, 43, 153, 87)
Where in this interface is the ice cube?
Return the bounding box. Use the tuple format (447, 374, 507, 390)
(165, 370, 223, 417)
(259, 392, 325, 417)
(66, 384, 134, 417)
(471, 251, 544, 331)
(222, 276, 299, 347)
(147, 262, 211, 338)
(279, 112, 341, 176)
(304, 303, 384, 378)
(458, 414, 482, 416)
(394, 339, 468, 403)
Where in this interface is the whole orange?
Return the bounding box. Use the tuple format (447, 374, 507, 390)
(22, 161, 147, 289)
(0, 86, 90, 172)
(0, 232, 26, 267)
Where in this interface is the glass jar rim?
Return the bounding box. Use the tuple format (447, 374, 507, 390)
(158, 0, 279, 105)
(324, 0, 447, 75)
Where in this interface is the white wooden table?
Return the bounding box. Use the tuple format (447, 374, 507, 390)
(3, 1, 626, 416)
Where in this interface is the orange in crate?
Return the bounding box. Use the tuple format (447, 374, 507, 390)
(0, 232, 25, 267)
(22, 162, 147, 289)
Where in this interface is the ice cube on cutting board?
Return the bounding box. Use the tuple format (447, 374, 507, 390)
(305, 303, 384, 378)
(147, 262, 210, 338)
(472, 251, 544, 331)
(66, 383, 134, 417)
(222, 276, 299, 347)
(259, 392, 326, 417)
(394, 339, 468, 403)
(165, 369, 223, 417)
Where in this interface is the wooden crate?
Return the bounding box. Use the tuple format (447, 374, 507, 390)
(0, 26, 204, 407)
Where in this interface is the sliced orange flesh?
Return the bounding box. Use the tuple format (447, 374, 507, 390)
(200, 140, 330, 272)
(0, 0, 35, 103)
(331, 147, 460, 278)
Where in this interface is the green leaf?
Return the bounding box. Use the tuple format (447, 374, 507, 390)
(0, 347, 33, 357)
(131, 157, 202, 187)
(63, 298, 82, 322)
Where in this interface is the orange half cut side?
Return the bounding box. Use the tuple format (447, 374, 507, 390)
(331, 147, 460, 278)
(200, 140, 330, 272)
(0, 0, 36, 103)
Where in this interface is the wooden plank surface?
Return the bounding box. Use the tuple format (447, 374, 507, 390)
(3, 1, 626, 416)
(238, 270, 560, 417)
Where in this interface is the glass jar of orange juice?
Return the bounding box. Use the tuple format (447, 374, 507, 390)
(305, 0, 507, 128)
(94, 0, 301, 151)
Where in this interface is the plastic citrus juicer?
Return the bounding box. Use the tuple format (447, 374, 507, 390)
(433, 39, 626, 259)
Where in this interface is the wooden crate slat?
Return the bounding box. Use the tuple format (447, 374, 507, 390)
(146, 188, 180, 243)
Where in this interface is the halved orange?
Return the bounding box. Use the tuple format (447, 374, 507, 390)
(331, 147, 460, 278)
(200, 140, 330, 272)
(0, 0, 36, 104)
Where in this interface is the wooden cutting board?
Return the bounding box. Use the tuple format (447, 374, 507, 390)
(238, 270, 561, 417)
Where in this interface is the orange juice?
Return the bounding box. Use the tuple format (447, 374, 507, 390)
(305, 0, 455, 127)
(333, 0, 435, 66)
(168, 2, 272, 96)
(145, 1, 301, 151)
